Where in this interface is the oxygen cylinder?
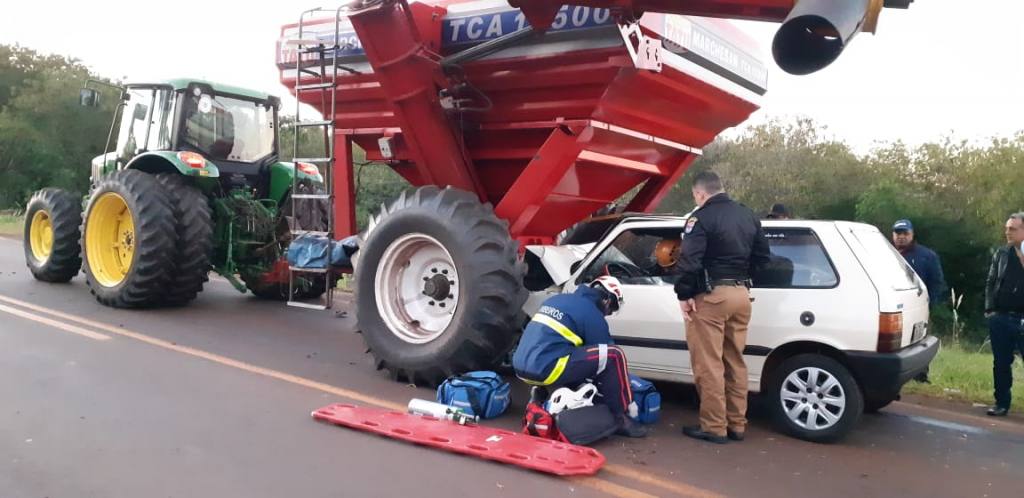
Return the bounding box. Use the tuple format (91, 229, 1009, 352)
(407, 398, 479, 425)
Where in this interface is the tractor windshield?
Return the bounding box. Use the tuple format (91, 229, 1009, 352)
(181, 93, 276, 163)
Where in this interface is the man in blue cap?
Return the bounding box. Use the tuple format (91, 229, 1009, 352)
(892, 219, 946, 306)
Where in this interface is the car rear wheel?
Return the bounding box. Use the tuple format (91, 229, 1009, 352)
(766, 353, 863, 443)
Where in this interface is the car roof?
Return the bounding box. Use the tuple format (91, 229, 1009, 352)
(614, 213, 877, 231)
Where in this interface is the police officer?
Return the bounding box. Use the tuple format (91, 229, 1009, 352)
(675, 171, 770, 444)
(513, 276, 647, 438)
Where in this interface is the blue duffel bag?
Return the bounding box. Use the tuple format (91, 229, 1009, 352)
(287, 234, 330, 269)
(436, 371, 511, 419)
(628, 374, 661, 424)
(287, 234, 360, 270)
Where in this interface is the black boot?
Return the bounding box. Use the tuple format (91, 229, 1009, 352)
(615, 417, 648, 438)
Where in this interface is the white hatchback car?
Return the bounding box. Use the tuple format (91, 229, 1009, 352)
(523, 215, 940, 442)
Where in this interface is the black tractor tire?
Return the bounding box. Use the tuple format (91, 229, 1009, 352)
(765, 353, 863, 443)
(23, 188, 83, 282)
(155, 174, 214, 306)
(355, 186, 527, 386)
(81, 169, 178, 308)
(244, 272, 328, 300)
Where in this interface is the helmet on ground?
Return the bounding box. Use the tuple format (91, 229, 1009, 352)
(590, 275, 624, 315)
(655, 238, 681, 268)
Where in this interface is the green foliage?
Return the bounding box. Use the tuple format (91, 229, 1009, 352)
(656, 118, 1023, 329)
(0, 211, 22, 235)
(0, 44, 119, 207)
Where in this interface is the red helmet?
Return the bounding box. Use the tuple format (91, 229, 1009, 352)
(590, 276, 625, 314)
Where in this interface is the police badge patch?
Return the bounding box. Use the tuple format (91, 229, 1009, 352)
(685, 216, 698, 234)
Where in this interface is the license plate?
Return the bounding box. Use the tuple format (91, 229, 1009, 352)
(912, 321, 928, 342)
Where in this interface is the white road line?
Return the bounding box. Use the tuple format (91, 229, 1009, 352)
(0, 303, 111, 341)
(904, 414, 988, 435)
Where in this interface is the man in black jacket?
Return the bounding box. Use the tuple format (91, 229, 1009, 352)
(675, 171, 770, 443)
(984, 212, 1024, 417)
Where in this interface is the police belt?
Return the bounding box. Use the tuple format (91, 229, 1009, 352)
(709, 278, 751, 288)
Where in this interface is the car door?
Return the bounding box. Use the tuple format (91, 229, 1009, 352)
(566, 221, 690, 381)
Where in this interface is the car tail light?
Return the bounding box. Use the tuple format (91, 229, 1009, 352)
(297, 162, 320, 177)
(877, 312, 903, 352)
(177, 151, 206, 169)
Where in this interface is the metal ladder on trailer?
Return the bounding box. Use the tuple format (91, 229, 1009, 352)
(285, 8, 345, 310)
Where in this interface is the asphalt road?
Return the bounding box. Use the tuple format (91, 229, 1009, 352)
(1, 235, 1021, 498)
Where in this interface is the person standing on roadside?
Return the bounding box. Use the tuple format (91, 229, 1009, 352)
(765, 203, 791, 220)
(892, 219, 946, 306)
(984, 212, 1024, 417)
(675, 171, 770, 444)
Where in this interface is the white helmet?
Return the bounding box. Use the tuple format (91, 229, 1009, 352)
(590, 276, 624, 315)
(547, 383, 599, 414)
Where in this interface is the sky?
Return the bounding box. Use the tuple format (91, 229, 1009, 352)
(1, 0, 1021, 153)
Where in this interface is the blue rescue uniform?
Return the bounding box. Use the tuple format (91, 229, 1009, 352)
(513, 286, 633, 416)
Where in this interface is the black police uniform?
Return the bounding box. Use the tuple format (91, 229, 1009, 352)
(674, 193, 771, 299)
(674, 192, 770, 439)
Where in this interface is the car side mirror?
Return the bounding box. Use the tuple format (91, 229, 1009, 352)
(79, 88, 100, 107)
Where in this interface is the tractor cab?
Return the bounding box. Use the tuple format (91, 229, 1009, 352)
(91, 79, 282, 196)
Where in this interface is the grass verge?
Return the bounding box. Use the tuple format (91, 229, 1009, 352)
(904, 343, 1024, 406)
(0, 213, 22, 236)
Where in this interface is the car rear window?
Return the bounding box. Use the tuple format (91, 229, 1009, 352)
(754, 228, 838, 289)
(845, 227, 919, 291)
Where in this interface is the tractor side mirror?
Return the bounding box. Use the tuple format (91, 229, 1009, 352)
(79, 88, 100, 107)
(132, 103, 149, 121)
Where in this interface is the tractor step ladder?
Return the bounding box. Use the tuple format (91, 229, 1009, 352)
(286, 7, 345, 311)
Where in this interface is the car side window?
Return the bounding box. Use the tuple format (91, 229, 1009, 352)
(754, 228, 838, 289)
(578, 227, 681, 285)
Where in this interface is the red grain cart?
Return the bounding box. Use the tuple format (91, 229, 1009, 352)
(277, 0, 910, 383)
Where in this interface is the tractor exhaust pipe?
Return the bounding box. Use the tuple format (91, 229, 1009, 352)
(772, 0, 907, 75)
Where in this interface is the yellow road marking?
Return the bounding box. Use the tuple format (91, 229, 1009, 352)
(0, 293, 721, 498)
(605, 464, 725, 498)
(571, 476, 660, 498)
(0, 303, 111, 341)
(0, 293, 402, 411)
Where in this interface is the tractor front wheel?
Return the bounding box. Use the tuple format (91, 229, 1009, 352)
(81, 169, 177, 308)
(24, 188, 82, 282)
(355, 186, 526, 386)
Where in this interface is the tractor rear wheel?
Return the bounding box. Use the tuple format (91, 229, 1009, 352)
(81, 169, 177, 308)
(355, 186, 527, 386)
(155, 174, 214, 306)
(24, 188, 82, 282)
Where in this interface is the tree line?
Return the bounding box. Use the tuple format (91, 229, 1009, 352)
(3, 45, 1021, 340)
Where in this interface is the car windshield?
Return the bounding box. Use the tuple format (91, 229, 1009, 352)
(181, 93, 275, 162)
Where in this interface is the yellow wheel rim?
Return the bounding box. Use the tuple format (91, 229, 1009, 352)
(85, 192, 135, 287)
(29, 210, 54, 262)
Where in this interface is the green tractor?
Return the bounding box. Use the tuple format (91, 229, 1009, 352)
(23, 79, 331, 307)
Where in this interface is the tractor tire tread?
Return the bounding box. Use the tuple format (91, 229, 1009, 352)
(82, 169, 177, 308)
(356, 186, 527, 386)
(155, 174, 214, 306)
(24, 188, 82, 282)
